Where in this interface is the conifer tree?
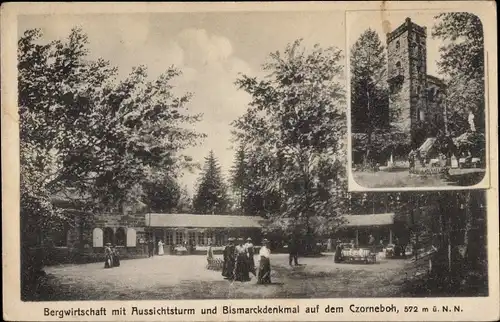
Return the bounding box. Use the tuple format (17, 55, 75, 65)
(193, 151, 230, 214)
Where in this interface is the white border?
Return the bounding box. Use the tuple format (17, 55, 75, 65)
(2, 2, 499, 321)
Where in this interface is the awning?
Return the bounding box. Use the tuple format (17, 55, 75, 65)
(417, 137, 437, 156)
(145, 213, 265, 228)
(342, 213, 395, 227)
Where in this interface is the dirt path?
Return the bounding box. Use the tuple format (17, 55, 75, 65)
(31, 254, 409, 301)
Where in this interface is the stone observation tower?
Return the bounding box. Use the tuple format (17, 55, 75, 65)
(386, 18, 446, 148)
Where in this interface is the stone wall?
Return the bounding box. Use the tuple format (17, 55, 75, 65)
(386, 18, 444, 148)
(387, 21, 412, 137)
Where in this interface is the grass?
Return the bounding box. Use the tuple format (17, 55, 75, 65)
(353, 168, 486, 188)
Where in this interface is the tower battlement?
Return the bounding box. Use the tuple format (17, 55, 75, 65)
(387, 18, 427, 43)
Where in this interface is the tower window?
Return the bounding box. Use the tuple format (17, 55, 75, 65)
(395, 40, 400, 50)
(419, 109, 425, 122)
(396, 61, 402, 75)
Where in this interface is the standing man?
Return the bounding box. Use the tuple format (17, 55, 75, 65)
(288, 235, 299, 266)
(334, 239, 343, 263)
(257, 239, 272, 284)
(245, 237, 256, 276)
(148, 238, 155, 257)
(368, 234, 375, 254)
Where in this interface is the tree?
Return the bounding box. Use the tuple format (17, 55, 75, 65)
(143, 174, 181, 213)
(18, 28, 204, 291)
(350, 29, 389, 165)
(233, 40, 347, 252)
(193, 151, 230, 214)
(19, 28, 204, 211)
(229, 144, 282, 216)
(175, 185, 194, 213)
(432, 13, 485, 137)
(230, 143, 247, 211)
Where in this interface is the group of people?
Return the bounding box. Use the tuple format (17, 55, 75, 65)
(103, 243, 121, 269)
(220, 237, 272, 284)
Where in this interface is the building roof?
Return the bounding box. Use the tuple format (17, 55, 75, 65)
(426, 74, 446, 86)
(145, 213, 265, 228)
(342, 213, 395, 227)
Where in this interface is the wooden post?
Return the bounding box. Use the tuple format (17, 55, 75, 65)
(355, 229, 359, 247)
(389, 228, 393, 244)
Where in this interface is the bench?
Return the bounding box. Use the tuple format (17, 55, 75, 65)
(206, 257, 224, 271)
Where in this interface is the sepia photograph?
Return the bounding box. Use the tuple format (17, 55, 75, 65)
(14, 10, 489, 302)
(348, 11, 488, 189)
(1, 2, 498, 322)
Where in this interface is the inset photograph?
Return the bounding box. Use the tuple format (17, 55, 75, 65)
(348, 11, 488, 190)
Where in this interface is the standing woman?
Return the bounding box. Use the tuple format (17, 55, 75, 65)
(206, 239, 214, 260)
(158, 239, 165, 256)
(222, 237, 235, 279)
(245, 237, 256, 276)
(112, 245, 120, 267)
(257, 239, 271, 284)
(234, 238, 250, 282)
(104, 243, 113, 269)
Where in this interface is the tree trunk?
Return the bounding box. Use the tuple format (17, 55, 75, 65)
(364, 85, 373, 168)
(463, 191, 475, 269)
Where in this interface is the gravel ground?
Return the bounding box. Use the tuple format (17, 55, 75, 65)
(29, 254, 411, 301)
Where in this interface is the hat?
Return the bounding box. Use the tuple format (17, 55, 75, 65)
(237, 237, 244, 242)
(105, 243, 112, 246)
(246, 237, 252, 241)
(228, 237, 235, 241)
(262, 238, 269, 244)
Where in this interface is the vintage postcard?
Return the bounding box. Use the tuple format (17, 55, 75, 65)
(2, 2, 498, 322)
(347, 9, 493, 191)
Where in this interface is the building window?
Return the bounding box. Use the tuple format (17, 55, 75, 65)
(206, 232, 214, 245)
(419, 109, 426, 122)
(165, 231, 173, 245)
(395, 40, 400, 50)
(427, 88, 435, 102)
(93, 228, 103, 247)
(175, 231, 184, 245)
(126, 228, 137, 247)
(188, 231, 196, 245)
(103, 227, 114, 245)
(395, 61, 402, 75)
(197, 232, 206, 245)
(215, 233, 226, 246)
(115, 227, 126, 246)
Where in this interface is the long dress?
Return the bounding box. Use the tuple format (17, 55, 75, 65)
(234, 245, 250, 282)
(334, 244, 343, 263)
(222, 245, 235, 279)
(257, 246, 271, 284)
(104, 246, 113, 269)
(158, 241, 164, 256)
(112, 248, 120, 267)
(245, 242, 256, 275)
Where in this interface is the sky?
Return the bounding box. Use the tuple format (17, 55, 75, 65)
(18, 11, 346, 196)
(347, 10, 448, 77)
